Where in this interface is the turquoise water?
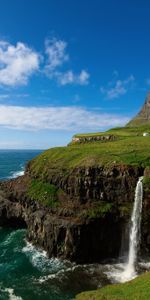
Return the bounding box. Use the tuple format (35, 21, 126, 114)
(0, 150, 105, 300)
(0, 150, 42, 180)
(0, 228, 80, 300)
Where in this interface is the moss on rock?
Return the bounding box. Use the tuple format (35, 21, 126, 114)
(27, 179, 59, 207)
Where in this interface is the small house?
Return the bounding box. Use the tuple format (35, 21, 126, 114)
(143, 132, 150, 137)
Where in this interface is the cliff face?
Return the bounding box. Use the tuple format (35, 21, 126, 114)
(0, 164, 149, 263)
(72, 135, 117, 144)
(47, 165, 142, 204)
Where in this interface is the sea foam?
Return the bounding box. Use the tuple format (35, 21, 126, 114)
(0, 287, 22, 300)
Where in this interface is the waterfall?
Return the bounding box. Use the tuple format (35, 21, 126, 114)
(104, 177, 144, 283)
(122, 176, 143, 281)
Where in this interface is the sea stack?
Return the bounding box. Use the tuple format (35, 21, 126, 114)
(127, 92, 150, 127)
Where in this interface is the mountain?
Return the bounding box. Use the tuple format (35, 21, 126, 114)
(127, 92, 150, 127)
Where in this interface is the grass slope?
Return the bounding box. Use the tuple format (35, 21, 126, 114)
(74, 125, 150, 138)
(75, 271, 150, 300)
(30, 134, 150, 180)
(27, 179, 59, 207)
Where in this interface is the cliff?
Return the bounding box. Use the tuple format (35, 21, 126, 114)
(0, 161, 149, 263)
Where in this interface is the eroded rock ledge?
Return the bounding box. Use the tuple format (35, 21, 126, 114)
(0, 164, 149, 263)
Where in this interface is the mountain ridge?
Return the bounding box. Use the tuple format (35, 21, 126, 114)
(127, 92, 150, 127)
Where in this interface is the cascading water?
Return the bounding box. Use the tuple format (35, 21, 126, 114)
(121, 176, 143, 281)
(105, 177, 144, 283)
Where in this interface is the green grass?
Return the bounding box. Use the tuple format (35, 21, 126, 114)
(74, 125, 150, 138)
(143, 176, 150, 193)
(75, 271, 150, 300)
(29, 135, 150, 181)
(81, 202, 114, 218)
(27, 179, 59, 207)
(143, 176, 150, 186)
(26, 125, 150, 184)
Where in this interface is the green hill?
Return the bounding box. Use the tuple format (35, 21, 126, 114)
(29, 125, 150, 182)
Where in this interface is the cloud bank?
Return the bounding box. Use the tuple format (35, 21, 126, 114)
(0, 105, 129, 131)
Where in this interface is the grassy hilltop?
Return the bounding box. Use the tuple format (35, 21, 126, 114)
(74, 124, 150, 138)
(30, 125, 150, 180)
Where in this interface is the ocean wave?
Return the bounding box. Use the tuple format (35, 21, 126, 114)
(1, 229, 26, 247)
(38, 264, 79, 283)
(7, 164, 25, 179)
(22, 240, 66, 273)
(0, 287, 22, 300)
(11, 170, 25, 178)
(9, 167, 25, 179)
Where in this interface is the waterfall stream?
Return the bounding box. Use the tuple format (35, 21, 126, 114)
(105, 177, 144, 283)
(121, 177, 143, 281)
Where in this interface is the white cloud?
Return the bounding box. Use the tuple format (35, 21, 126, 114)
(0, 105, 129, 131)
(100, 75, 135, 99)
(0, 41, 40, 86)
(78, 70, 90, 85)
(45, 38, 69, 71)
(56, 69, 90, 86)
(0, 38, 89, 87)
(56, 70, 74, 85)
(0, 93, 29, 100)
(45, 38, 90, 86)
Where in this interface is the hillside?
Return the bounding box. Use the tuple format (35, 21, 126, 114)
(29, 125, 150, 180)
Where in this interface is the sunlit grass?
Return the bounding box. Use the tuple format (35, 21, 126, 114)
(75, 270, 150, 300)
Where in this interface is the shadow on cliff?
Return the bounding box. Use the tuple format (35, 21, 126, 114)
(0, 210, 27, 229)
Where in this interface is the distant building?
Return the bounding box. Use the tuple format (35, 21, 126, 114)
(143, 132, 150, 137)
(72, 137, 80, 142)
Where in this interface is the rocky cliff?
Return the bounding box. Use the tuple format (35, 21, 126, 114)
(127, 92, 150, 127)
(72, 135, 117, 144)
(0, 163, 149, 263)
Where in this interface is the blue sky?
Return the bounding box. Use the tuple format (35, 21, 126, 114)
(0, 0, 150, 149)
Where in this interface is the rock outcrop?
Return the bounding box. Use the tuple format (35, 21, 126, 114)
(127, 92, 150, 127)
(72, 135, 117, 143)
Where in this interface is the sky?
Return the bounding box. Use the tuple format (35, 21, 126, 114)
(0, 0, 150, 149)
